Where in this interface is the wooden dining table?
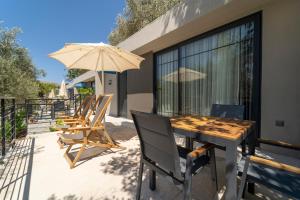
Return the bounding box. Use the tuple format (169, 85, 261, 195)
(170, 115, 256, 200)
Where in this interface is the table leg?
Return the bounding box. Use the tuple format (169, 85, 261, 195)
(185, 137, 193, 149)
(247, 129, 256, 194)
(149, 169, 156, 190)
(224, 143, 238, 200)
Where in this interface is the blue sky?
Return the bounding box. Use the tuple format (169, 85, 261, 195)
(1, 0, 125, 83)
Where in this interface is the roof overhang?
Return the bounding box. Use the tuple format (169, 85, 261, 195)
(67, 71, 97, 88)
(118, 0, 275, 55)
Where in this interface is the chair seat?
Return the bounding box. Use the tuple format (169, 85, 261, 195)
(59, 132, 84, 141)
(238, 158, 300, 199)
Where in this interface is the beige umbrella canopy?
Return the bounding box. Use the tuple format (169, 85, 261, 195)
(163, 68, 207, 82)
(48, 89, 55, 98)
(58, 80, 68, 99)
(49, 42, 144, 93)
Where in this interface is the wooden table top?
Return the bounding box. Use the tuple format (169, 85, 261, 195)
(170, 115, 254, 141)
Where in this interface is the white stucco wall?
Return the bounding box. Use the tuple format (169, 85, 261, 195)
(104, 73, 118, 116)
(260, 0, 300, 158)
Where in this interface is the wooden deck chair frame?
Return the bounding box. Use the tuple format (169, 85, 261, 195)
(58, 95, 96, 123)
(59, 94, 117, 168)
(62, 94, 103, 125)
(58, 95, 94, 120)
(57, 95, 104, 148)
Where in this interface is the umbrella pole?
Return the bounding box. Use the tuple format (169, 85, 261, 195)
(102, 68, 104, 95)
(102, 66, 106, 123)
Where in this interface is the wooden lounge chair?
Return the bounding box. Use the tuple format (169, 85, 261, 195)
(58, 94, 117, 168)
(60, 95, 103, 126)
(56, 95, 104, 148)
(238, 138, 300, 200)
(58, 95, 94, 120)
(131, 110, 218, 200)
(58, 95, 96, 122)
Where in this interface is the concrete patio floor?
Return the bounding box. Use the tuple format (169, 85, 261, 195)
(0, 116, 294, 200)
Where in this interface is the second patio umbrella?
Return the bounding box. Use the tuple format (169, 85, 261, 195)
(48, 89, 55, 99)
(58, 80, 68, 99)
(48, 42, 144, 94)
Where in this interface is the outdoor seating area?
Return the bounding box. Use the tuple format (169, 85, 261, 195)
(0, 114, 298, 200)
(1, 0, 300, 199)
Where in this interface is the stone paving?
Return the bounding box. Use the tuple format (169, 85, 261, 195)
(0, 116, 294, 200)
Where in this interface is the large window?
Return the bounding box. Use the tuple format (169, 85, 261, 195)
(155, 13, 261, 122)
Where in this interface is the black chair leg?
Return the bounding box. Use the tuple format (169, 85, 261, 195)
(136, 160, 144, 200)
(183, 160, 192, 200)
(248, 182, 255, 194)
(242, 181, 247, 198)
(208, 148, 218, 191)
(149, 169, 156, 191)
(185, 137, 193, 149)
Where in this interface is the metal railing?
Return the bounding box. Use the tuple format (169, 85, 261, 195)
(0, 94, 85, 157)
(1, 97, 17, 156)
(24, 94, 84, 121)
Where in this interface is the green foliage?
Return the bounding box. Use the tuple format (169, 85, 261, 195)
(77, 87, 94, 95)
(49, 118, 64, 132)
(4, 121, 12, 141)
(108, 0, 182, 45)
(0, 24, 45, 100)
(66, 69, 88, 81)
(16, 110, 26, 134)
(0, 110, 27, 141)
(49, 126, 58, 132)
(56, 119, 64, 125)
(37, 81, 58, 97)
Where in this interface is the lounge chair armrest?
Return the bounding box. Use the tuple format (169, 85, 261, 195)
(187, 143, 214, 161)
(258, 138, 300, 151)
(250, 155, 300, 175)
(62, 119, 79, 122)
(61, 126, 103, 132)
(62, 127, 92, 131)
(64, 121, 82, 125)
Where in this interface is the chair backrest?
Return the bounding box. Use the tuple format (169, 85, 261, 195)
(74, 95, 93, 117)
(131, 110, 181, 177)
(80, 95, 96, 118)
(85, 95, 104, 123)
(211, 104, 245, 120)
(90, 94, 113, 127)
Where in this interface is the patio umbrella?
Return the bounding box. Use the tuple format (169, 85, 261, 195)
(163, 68, 207, 82)
(58, 80, 68, 99)
(48, 42, 144, 93)
(48, 89, 55, 99)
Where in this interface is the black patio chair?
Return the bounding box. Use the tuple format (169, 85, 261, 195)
(206, 104, 246, 151)
(131, 110, 218, 200)
(210, 104, 245, 120)
(237, 139, 300, 200)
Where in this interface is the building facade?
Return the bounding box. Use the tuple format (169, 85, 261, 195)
(116, 0, 300, 158)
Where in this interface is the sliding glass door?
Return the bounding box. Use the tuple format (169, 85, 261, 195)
(155, 13, 260, 121)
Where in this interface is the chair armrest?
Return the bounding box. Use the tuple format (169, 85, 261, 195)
(250, 155, 300, 175)
(258, 138, 300, 151)
(62, 118, 79, 122)
(64, 121, 82, 125)
(61, 126, 91, 131)
(187, 143, 214, 161)
(61, 126, 103, 132)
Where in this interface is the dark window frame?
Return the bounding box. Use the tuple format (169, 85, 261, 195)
(153, 11, 262, 136)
